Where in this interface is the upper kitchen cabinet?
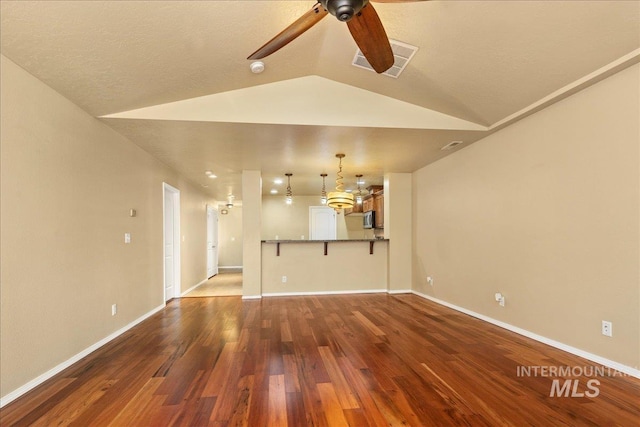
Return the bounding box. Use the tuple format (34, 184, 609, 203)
(373, 191, 384, 229)
(361, 185, 384, 228)
(362, 196, 374, 213)
(344, 202, 363, 215)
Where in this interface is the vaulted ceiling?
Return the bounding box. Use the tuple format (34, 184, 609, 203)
(1, 1, 638, 200)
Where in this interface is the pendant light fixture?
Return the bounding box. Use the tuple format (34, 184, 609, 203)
(285, 173, 293, 205)
(327, 154, 354, 210)
(355, 174, 363, 204)
(320, 173, 328, 205)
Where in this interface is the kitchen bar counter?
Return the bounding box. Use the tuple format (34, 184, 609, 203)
(261, 239, 389, 295)
(262, 238, 388, 256)
(262, 239, 388, 243)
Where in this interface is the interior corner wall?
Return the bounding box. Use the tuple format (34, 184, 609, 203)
(412, 63, 640, 369)
(0, 55, 216, 400)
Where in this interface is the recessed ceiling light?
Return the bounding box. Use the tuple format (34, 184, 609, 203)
(208, 174, 217, 179)
(205, 170, 213, 175)
(273, 178, 283, 185)
(270, 189, 278, 194)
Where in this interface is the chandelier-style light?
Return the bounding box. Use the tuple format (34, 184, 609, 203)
(327, 154, 354, 210)
(285, 173, 293, 205)
(320, 173, 328, 205)
(355, 174, 363, 204)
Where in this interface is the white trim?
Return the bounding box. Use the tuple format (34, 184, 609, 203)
(388, 289, 412, 294)
(262, 289, 387, 298)
(242, 295, 263, 300)
(0, 304, 165, 408)
(180, 278, 208, 297)
(219, 266, 243, 270)
(411, 290, 640, 379)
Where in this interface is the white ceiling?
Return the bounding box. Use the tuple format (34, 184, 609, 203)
(1, 1, 639, 200)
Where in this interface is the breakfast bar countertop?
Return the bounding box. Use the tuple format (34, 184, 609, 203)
(261, 238, 388, 243)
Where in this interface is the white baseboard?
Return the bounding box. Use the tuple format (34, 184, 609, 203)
(219, 266, 243, 270)
(262, 289, 387, 297)
(181, 278, 207, 296)
(241, 295, 262, 300)
(411, 290, 640, 379)
(0, 303, 166, 408)
(388, 289, 412, 294)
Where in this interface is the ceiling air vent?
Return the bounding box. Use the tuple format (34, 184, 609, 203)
(352, 39, 418, 78)
(441, 141, 464, 151)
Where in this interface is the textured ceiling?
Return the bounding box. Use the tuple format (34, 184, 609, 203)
(1, 0, 639, 200)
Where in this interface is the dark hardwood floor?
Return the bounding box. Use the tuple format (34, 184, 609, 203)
(1, 294, 639, 426)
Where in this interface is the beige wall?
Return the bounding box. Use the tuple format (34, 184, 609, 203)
(242, 171, 262, 297)
(218, 204, 243, 267)
(262, 241, 388, 294)
(385, 173, 413, 292)
(180, 185, 217, 290)
(0, 56, 216, 398)
(262, 195, 374, 240)
(413, 64, 639, 368)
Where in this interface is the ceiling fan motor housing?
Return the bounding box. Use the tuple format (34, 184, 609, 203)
(321, 0, 367, 22)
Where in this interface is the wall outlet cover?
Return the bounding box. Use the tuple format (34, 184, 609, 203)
(602, 320, 612, 337)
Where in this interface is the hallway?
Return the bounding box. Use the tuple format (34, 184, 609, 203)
(183, 270, 242, 297)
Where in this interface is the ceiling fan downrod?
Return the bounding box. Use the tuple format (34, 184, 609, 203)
(320, 0, 368, 22)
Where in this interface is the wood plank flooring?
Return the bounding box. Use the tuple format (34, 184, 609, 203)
(1, 294, 639, 426)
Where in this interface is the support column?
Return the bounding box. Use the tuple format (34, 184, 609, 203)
(242, 170, 262, 298)
(384, 173, 413, 293)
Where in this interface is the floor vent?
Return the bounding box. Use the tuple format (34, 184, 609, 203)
(352, 39, 418, 78)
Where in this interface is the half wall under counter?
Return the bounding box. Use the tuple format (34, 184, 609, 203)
(261, 239, 389, 296)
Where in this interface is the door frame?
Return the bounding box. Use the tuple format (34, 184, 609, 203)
(163, 183, 181, 301)
(206, 204, 219, 278)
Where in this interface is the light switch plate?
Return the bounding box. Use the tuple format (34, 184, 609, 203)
(124, 233, 131, 244)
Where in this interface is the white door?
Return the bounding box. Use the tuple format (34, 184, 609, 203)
(309, 206, 337, 240)
(163, 183, 181, 301)
(207, 205, 218, 278)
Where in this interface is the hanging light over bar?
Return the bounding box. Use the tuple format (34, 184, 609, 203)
(320, 173, 328, 205)
(285, 173, 293, 205)
(327, 154, 354, 210)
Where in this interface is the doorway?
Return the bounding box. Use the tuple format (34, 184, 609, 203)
(206, 205, 219, 279)
(163, 183, 181, 301)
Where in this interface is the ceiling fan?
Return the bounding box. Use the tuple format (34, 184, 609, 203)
(248, 0, 426, 74)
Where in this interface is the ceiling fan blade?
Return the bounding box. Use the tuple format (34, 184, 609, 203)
(347, 3, 394, 73)
(248, 3, 328, 60)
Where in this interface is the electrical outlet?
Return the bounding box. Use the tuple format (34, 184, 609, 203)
(111, 304, 117, 316)
(282, 276, 287, 283)
(427, 276, 433, 286)
(602, 320, 612, 337)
